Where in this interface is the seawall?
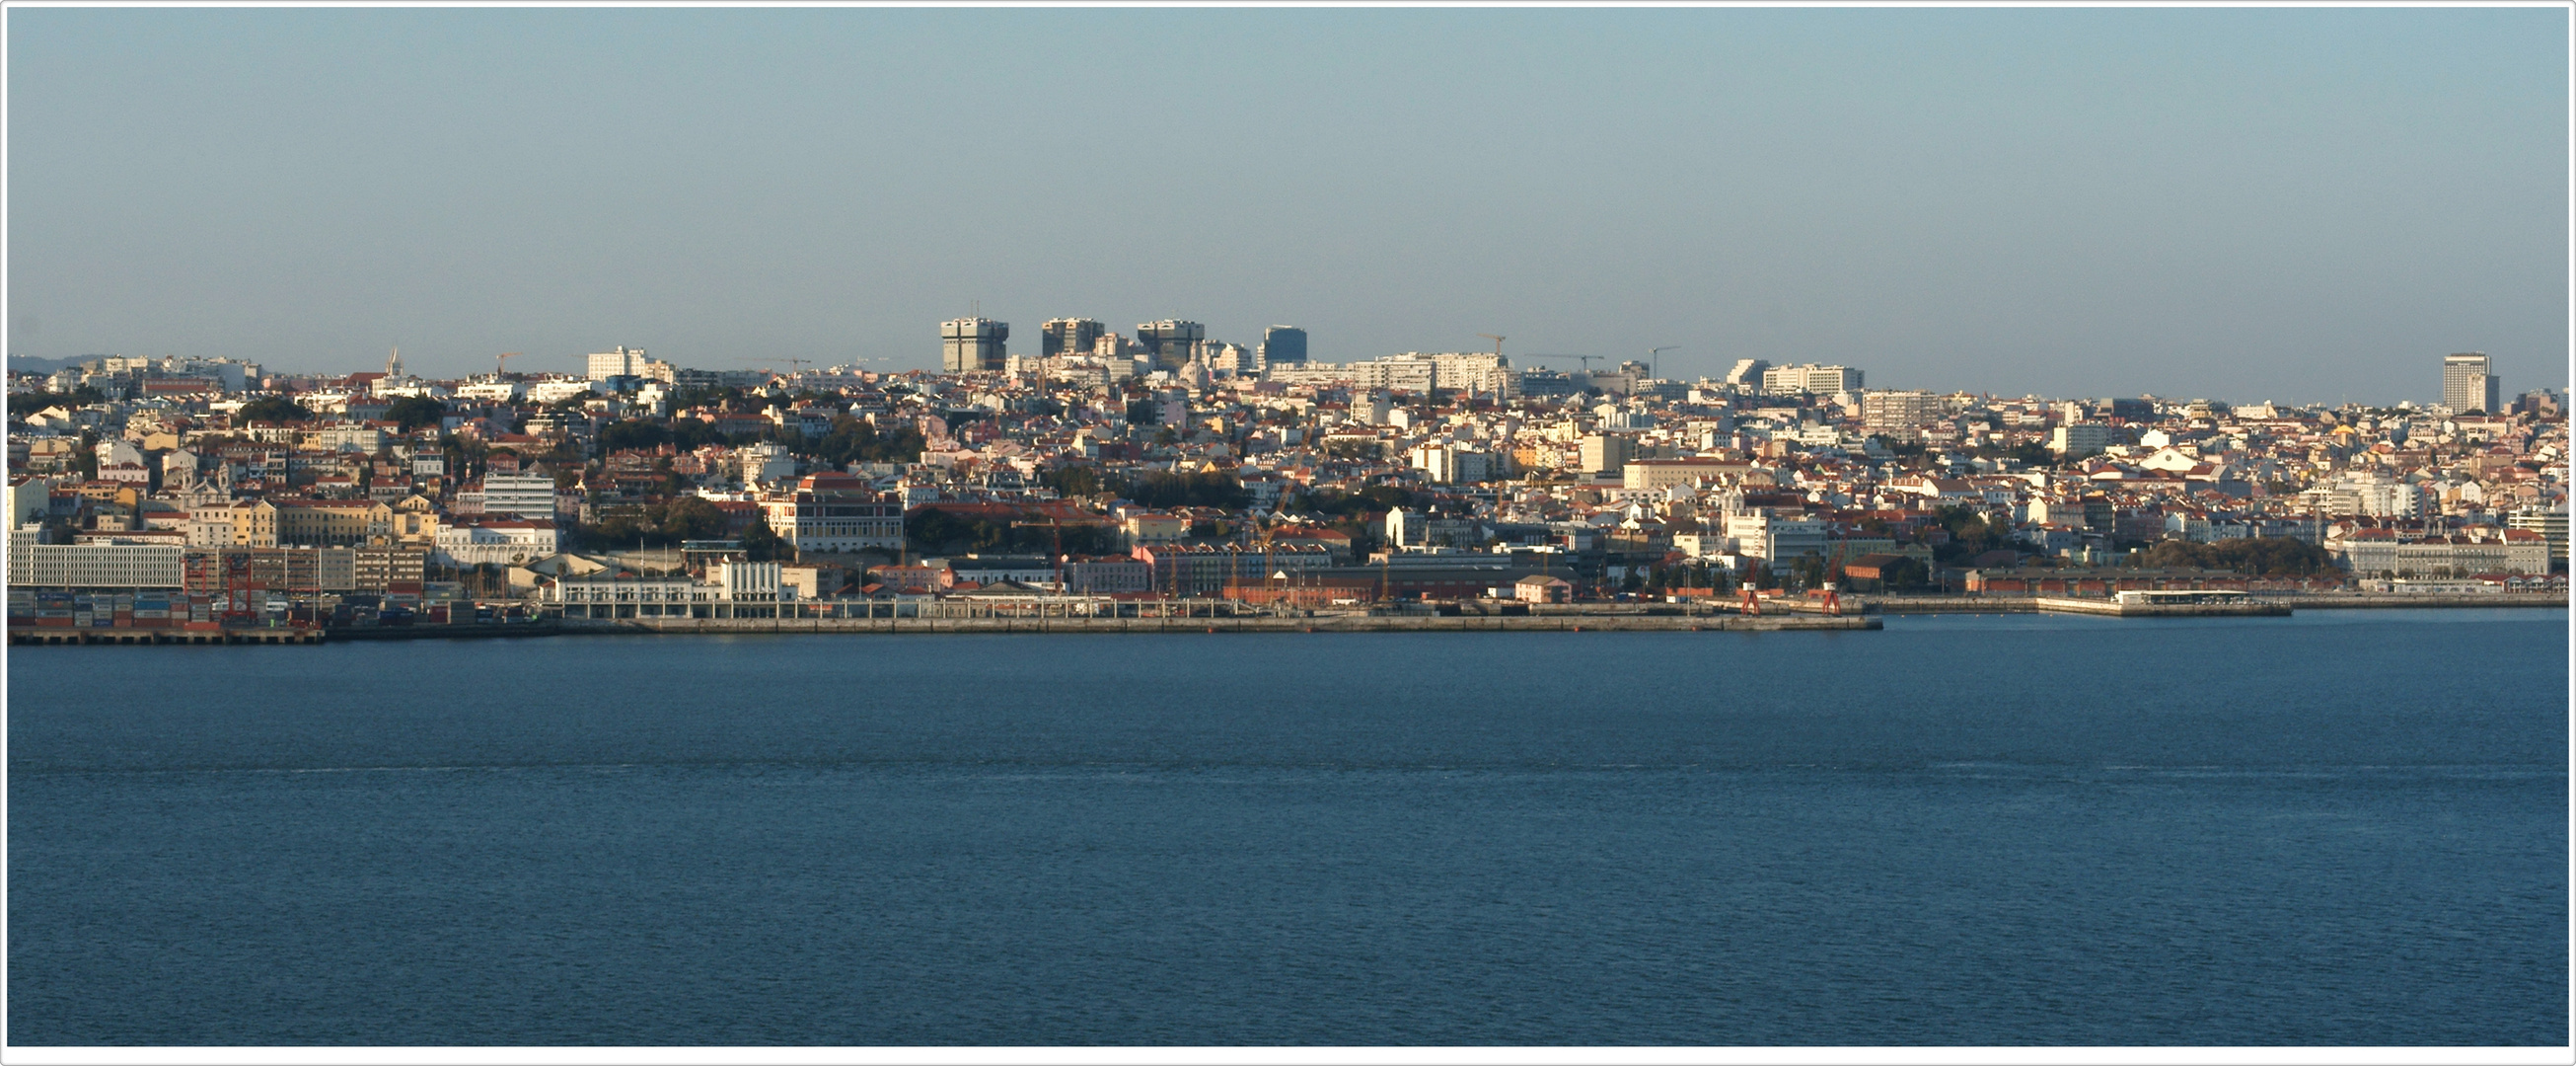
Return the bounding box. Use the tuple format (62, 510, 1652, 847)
(559, 614, 1883, 636)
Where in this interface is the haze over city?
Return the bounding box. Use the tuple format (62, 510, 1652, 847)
(7, 7, 2566, 403)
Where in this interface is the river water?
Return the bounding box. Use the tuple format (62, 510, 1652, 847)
(8, 609, 2566, 1044)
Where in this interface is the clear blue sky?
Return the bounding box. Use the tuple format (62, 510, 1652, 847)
(8, 7, 2565, 404)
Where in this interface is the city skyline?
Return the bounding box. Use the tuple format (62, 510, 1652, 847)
(7, 7, 2566, 404)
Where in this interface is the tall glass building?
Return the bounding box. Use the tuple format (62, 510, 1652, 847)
(1258, 326, 1308, 369)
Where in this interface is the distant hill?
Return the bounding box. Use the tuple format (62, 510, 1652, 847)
(8, 355, 78, 375)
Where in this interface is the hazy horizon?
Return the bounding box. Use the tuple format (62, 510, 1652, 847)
(8, 7, 2566, 406)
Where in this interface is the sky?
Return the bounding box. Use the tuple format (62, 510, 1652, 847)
(6, 7, 2566, 405)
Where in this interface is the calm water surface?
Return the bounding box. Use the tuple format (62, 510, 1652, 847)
(9, 610, 2567, 1044)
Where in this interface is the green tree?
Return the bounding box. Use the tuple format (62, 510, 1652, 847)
(1126, 471, 1250, 510)
(1878, 557, 1932, 592)
(596, 419, 673, 455)
(8, 386, 107, 415)
(740, 514, 789, 562)
(1791, 551, 1826, 590)
(811, 417, 926, 467)
(1042, 465, 1102, 497)
(238, 396, 315, 422)
(385, 396, 448, 432)
(2134, 537, 2334, 575)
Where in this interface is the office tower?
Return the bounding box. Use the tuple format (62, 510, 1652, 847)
(1258, 326, 1308, 368)
(1041, 319, 1105, 359)
(1136, 320, 1206, 369)
(587, 346, 647, 381)
(2443, 351, 2500, 414)
(941, 318, 1009, 373)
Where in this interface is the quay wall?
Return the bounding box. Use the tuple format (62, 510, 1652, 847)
(1859, 593, 2564, 614)
(561, 614, 1881, 636)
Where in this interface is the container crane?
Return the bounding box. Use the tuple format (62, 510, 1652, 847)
(1815, 535, 1851, 616)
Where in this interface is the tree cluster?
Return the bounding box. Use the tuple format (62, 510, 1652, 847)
(385, 396, 448, 432)
(812, 417, 927, 468)
(597, 418, 735, 456)
(2132, 537, 2334, 575)
(581, 496, 735, 550)
(905, 510, 1117, 557)
(8, 386, 107, 415)
(1928, 505, 2013, 565)
(1125, 471, 1249, 510)
(237, 396, 317, 422)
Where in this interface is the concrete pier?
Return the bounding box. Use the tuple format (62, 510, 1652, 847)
(2029, 597, 2290, 618)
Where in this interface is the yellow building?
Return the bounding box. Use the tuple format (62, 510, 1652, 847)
(241, 498, 396, 548)
(388, 495, 442, 548)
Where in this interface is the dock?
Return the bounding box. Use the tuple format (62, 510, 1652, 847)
(10, 626, 327, 646)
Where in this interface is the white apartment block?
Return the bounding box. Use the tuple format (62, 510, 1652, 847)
(9, 540, 185, 589)
(2051, 422, 2111, 456)
(1761, 363, 1864, 395)
(587, 346, 649, 382)
(480, 474, 557, 519)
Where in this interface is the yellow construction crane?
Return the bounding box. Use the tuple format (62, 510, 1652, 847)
(495, 352, 521, 378)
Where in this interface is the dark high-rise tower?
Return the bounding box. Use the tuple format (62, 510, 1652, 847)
(1258, 326, 1307, 368)
(1136, 320, 1205, 369)
(941, 318, 1009, 373)
(1041, 319, 1105, 359)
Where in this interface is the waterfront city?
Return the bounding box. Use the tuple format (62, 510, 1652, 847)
(2, 339, 2564, 640)
(7, 6, 2567, 1053)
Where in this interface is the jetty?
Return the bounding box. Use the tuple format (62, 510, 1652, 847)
(2029, 590, 2289, 617)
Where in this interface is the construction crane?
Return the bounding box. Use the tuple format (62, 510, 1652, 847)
(495, 352, 521, 379)
(1526, 354, 1599, 372)
(1463, 335, 1508, 404)
(1649, 345, 1679, 380)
